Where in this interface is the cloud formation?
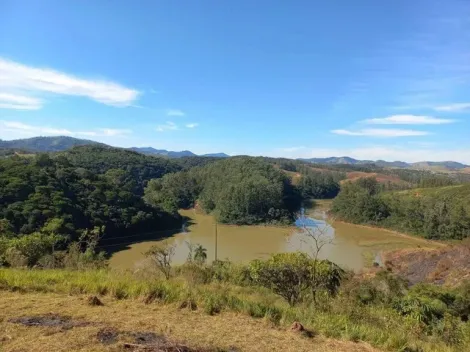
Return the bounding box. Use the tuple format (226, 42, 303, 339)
(331, 128, 429, 137)
(0, 57, 139, 110)
(362, 114, 455, 125)
(166, 109, 185, 117)
(433, 103, 470, 112)
(156, 121, 178, 132)
(0, 120, 131, 138)
(185, 123, 199, 128)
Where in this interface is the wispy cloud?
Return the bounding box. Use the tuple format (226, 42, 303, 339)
(0, 120, 132, 138)
(362, 114, 455, 125)
(433, 103, 470, 112)
(0, 93, 43, 110)
(166, 109, 185, 117)
(0, 57, 140, 110)
(331, 128, 429, 137)
(185, 123, 199, 128)
(156, 121, 178, 132)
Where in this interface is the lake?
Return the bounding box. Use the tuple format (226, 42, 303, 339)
(108, 206, 438, 271)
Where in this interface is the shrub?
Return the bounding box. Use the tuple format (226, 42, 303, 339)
(249, 252, 343, 305)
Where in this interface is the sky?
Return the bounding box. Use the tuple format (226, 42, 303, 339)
(1, 0, 470, 163)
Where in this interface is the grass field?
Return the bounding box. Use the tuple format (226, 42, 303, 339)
(0, 290, 381, 352)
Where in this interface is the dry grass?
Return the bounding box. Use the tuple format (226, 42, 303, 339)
(0, 291, 380, 352)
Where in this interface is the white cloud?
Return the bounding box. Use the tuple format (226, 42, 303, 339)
(0, 93, 43, 110)
(166, 109, 185, 117)
(278, 146, 306, 152)
(271, 146, 470, 164)
(0, 120, 132, 139)
(185, 123, 199, 128)
(362, 114, 455, 125)
(331, 128, 429, 137)
(433, 103, 470, 112)
(156, 121, 178, 132)
(0, 57, 139, 109)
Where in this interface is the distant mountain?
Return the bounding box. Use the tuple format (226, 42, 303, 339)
(300, 157, 373, 165)
(300, 156, 468, 171)
(374, 160, 410, 168)
(128, 147, 197, 158)
(410, 161, 468, 171)
(128, 147, 229, 158)
(201, 153, 230, 158)
(0, 136, 103, 152)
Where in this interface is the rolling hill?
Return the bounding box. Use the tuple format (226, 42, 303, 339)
(0, 136, 104, 152)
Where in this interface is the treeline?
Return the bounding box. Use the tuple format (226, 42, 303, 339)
(144, 157, 302, 225)
(331, 178, 470, 240)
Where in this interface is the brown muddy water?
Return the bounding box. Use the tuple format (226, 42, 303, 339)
(109, 206, 438, 271)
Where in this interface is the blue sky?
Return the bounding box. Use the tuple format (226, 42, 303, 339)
(1, 0, 469, 162)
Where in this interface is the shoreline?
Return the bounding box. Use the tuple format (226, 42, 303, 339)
(332, 220, 446, 248)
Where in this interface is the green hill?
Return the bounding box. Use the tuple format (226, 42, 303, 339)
(0, 136, 103, 152)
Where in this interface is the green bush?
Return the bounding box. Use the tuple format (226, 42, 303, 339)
(249, 252, 343, 305)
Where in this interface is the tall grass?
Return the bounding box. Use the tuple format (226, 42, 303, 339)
(0, 268, 468, 352)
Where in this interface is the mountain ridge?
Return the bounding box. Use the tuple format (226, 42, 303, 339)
(0, 136, 467, 168)
(299, 156, 468, 170)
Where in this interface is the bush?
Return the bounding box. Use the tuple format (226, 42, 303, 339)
(249, 252, 343, 305)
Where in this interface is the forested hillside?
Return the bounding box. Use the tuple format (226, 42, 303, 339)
(61, 145, 182, 194)
(331, 178, 470, 240)
(0, 149, 183, 242)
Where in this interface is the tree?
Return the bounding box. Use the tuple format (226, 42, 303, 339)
(194, 244, 207, 265)
(297, 217, 337, 302)
(145, 242, 176, 279)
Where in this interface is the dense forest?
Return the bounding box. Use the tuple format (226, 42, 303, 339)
(331, 178, 470, 240)
(144, 157, 303, 224)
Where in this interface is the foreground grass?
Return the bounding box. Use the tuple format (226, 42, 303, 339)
(1, 268, 469, 352)
(0, 291, 378, 352)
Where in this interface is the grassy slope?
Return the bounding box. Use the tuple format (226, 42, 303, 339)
(1, 269, 468, 352)
(389, 184, 470, 211)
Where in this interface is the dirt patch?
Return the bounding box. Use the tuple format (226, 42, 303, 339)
(97, 327, 120, 344)
(8, 314, 90, 330)
(122, 331, 212, 351)
(384, 244, 470, 286)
